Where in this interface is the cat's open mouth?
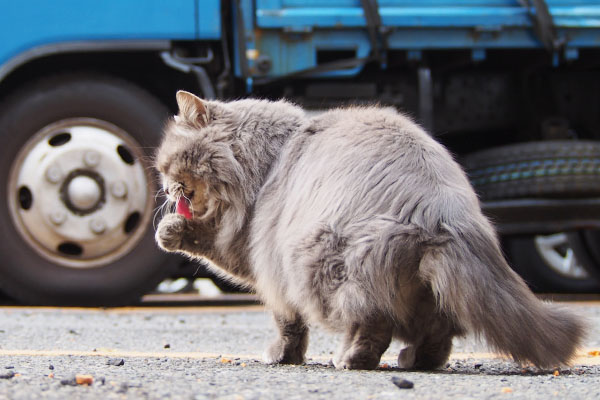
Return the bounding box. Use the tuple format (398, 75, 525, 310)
(176, 197, 193, 219)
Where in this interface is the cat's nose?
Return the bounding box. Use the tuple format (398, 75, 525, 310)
(164, 188, 170, 195)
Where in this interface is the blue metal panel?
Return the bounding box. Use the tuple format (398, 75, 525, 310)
(246, 0, 600, 79)
(551, 6, 600, 28)
(385, 28, 532, 49)
(256, 30, 370, 77)
(198, 0, 222, 39)
(256, 0, 600, 29)
(257, 32, 316, 75)
(250, 26, 597, 78)
(233, 0, 258, 78)
(257, 5, 532, 29)
(0, 0, 205, 67)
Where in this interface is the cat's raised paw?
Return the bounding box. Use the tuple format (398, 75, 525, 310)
(155, 213, 187, 251)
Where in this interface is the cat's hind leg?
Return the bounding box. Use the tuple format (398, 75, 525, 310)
(397, 299, 462, 370)
(398, 332, 453, 370)
(332, 323, 358, 367)
(333, 317, 392, 370)
(263, 312, 308, 365)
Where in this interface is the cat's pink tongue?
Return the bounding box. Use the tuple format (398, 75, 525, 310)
(176, 198, 192, 219)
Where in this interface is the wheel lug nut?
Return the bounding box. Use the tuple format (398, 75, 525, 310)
(45, 166, 62, 184)
(83, 151, 100, 167)
(111, 181, 128, 199)
(49, 211, 66, 225)
(89, 218, 106, 234)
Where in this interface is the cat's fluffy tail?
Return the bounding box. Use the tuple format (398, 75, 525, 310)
(418, 219, 586, 368)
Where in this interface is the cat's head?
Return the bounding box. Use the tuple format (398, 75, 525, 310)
(155, 91, 244, 222)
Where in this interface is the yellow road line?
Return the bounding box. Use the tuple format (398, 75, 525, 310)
(0, 305, 266, 314)
(0, 349, 236, 359)
(0, 349, 598, 366)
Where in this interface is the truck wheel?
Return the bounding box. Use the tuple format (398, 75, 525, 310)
(504, 234, 600, 293)
(464, 140, 600, 292)
(463, 140, 600, 200)
(0, 74, 172, 306)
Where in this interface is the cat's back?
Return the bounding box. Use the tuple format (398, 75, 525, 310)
(310, 106, 419, 138)
(255, 105, 474, 234)
(307, 106, 444, 161)
(302, 106, 464, 186)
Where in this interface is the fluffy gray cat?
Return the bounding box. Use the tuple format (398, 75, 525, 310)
(155, 90, 585, 370)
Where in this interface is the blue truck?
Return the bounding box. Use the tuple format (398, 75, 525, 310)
(0, 0, 599, 305)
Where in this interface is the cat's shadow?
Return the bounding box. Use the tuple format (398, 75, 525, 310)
(302, 361, 589, 377)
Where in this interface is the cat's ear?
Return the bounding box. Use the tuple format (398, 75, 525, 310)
(176, 90, 210, 128)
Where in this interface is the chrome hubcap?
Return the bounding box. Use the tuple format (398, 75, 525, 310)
(8, 118, 153, 269)
(67, 175, 102, 211)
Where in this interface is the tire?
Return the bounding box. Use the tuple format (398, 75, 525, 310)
(0, 74, 173, 306)
(464, 141, 600, 292)
(463, 140, 600, 200)
(504, 234, 600, 293)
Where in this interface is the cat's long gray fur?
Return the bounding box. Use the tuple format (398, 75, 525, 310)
(155, 91, 585, 370)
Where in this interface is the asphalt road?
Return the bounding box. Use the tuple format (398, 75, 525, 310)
(0, 297, 599, 400)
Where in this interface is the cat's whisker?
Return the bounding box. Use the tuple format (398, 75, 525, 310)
(153, 200, 168, 230)
(154, 187, 168, 204)
(143, 163, 160, 173)
(152, 195, 175, 230)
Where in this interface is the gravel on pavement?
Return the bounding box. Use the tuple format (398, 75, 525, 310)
(0, 301, 598, 399)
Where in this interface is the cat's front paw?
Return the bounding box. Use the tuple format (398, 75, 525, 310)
(263, 340, 305, 365)
(334, 350, 381, 370)
(155, 213, 187, 252)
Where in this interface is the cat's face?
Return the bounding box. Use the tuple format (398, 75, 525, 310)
(159, 170, 210, 219)
(155, 91, 224, 220)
